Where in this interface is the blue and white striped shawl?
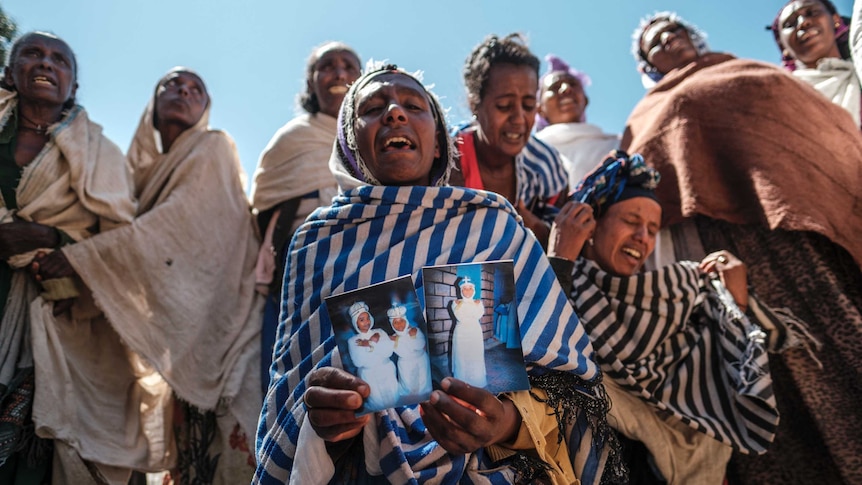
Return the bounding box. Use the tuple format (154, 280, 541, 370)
(572, 258, 781, 455)
(254, 183, 603, 484)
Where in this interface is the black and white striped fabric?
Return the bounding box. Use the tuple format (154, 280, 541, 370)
(571, 257, 781, 454)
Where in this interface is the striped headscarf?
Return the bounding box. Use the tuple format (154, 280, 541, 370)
(254, 65, 613, 484)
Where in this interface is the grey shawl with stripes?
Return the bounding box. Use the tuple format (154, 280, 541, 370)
(571, 257, 782, 454)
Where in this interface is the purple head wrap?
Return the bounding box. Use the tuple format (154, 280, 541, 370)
(535, 54, 592, 131)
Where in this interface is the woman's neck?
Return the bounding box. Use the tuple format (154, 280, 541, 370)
(157, 123, 186, 153)
(18, 101, 65, 133)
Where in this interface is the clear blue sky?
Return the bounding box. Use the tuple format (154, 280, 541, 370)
(5, 0, 853, 187)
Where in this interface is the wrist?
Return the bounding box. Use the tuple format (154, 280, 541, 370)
(494, 398, 522, 446)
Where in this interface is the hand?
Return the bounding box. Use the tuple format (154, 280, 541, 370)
(516, 200, 550, 248)
(356, 339, 370, 348)
(304, 367, 371, 443)
(420, 378, 521, 454)
(408, 327, 418, 337)
(548, 201, 596, 261)
(369, 333, 380, 343)
(700, 251, 748, 311)
(0, 221, 59, 260)
(30, 251, 76, 281)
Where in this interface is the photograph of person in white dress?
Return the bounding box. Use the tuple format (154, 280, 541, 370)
(450, 276, 488, 388)
(346, 301, 399, 412)
(388, 303, 432, 402)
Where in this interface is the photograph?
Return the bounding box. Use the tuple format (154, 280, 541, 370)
(324, 276, 432, 415)
(421, 261, 529, 394)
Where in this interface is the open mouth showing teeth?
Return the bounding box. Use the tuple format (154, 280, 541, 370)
(329, 85, 348, 94)
(384, 136, 415, 150)
(503, 133, 522, 141)
(33, 76, 55, 86)
(622, 248, 642, 259)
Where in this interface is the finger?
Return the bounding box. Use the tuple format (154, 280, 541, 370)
(308, 411, 370, 442)
(305, 385, 366, 412)
(420, 399, 473, 454)
(307, 367, 370, 396)
(441, 378, 496, 414)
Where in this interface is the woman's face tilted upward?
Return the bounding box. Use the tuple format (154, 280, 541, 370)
(640, 20, 700, 75)
(5, 33, 77, 107)
(155, 71, 209, 131)
(778, 0, 841, 68)
(310, 45, 361, 118)
(353, 72, 439, 186)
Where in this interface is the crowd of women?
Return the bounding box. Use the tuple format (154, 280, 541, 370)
(0, 0, 860, 484)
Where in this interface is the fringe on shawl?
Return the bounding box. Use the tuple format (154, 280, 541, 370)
(528, 371, 627, 485)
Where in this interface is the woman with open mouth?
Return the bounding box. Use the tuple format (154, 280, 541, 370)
(623, 10, 862, 485)
(449, 33, 569, 249)
(548, 151, 811, 485)
(254, 63, 623, 485)
(769, 0, 862, 127)
(0, 31, 136, 483)
(250, 41, 361, 396)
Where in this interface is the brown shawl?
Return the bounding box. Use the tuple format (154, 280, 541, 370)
(622, 53, 862, 266)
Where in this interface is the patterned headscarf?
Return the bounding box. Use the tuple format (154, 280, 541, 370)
(333, 62, 455, 188)
(535, 54, 592, 130)
(632, 11, 710, 88)
(571, 150, 660, 218)
(768, 0, 850, 71)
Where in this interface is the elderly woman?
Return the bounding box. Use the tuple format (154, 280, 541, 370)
(770, 0, 862, 126)
(534, 54, 620, 186)
(623, 12, 862, 485)
(254, 64, 622, 485)
(0, 32, 135, 483)
(34, 67, 262, 484)
(548, 152, 808, 484)
(250, 41, 361, 392)
(450, 34, 569, 248)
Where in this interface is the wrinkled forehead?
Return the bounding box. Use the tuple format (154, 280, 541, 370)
(159, 70, 207, 92)
(16, 33, 75, 62)
(779, 0, 826, 22)
(641, 19, 682, 48)
(542, 71, 583, 90)
(354, 71, 428, 102)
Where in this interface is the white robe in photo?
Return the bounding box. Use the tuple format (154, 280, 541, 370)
(392, 327, 431, 400)
(450, 299, 487, 388)
(347, 328, 399, 411)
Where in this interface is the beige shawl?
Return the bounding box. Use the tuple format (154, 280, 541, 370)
(0, 91, 155, 476)
(58, 82, 263, 460)
(249, 112, 338, 212)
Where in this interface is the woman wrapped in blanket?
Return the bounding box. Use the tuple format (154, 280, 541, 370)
(0, 32, 135, 483)
(32, 68, 262, 484)
(548, 152, 810, 484)
(448, 34, 569, 249)
(254, 64, 625, 485)
(625, 11, 862, 485)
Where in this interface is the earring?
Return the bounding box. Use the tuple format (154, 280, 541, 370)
(588, 238, 594, 247)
